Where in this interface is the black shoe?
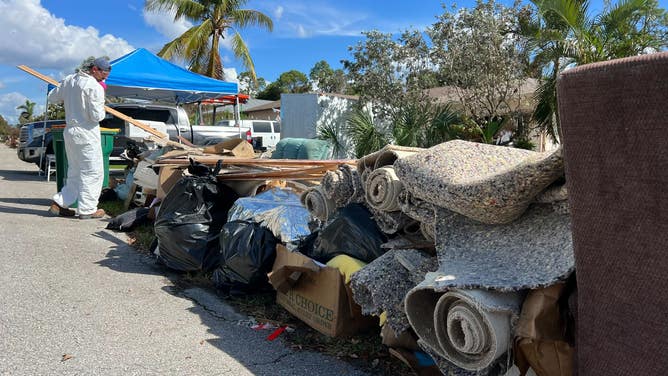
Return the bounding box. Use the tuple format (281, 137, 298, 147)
(48, 202, 75, 217)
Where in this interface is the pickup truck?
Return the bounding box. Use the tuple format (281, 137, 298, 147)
(215, 119, 281, 148)
(17, 103, 255, 170)
(98, 103, 253, 145)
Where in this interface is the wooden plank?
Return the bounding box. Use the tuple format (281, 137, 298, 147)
(155, 157, 356, 167)
(17, 64, 168, 139)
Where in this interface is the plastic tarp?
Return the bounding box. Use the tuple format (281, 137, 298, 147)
(271, 138, 332, 160)
(227, 188, 313, 244)
(105, 48, 238, 104)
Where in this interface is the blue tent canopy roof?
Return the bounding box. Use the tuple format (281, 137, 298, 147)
(104, 48, 238, 104)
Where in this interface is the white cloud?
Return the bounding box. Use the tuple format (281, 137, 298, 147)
(295, 24, 308, 38)
(143, 7, 192, 40)
(268, 1, 368, 38)
(0, 92, 30, 124)
(223, 68, 238, 83)
(0, 0, 134, 70)
(274, 6, 284, 20)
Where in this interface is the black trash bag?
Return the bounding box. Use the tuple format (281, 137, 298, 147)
(98, 187, 119, 203)
(106, 207, 150, 232)
(123, 138, 149, 160)
(154, 161, 238, 272)
(212, 220, 279, 295)
(307, 203, 387, 264)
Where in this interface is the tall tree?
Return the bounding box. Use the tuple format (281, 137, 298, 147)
(309, 60, 347, 93)
(520, 0, 668, 140)
(238, 71, 266, 97)
(343, 30, 434, 120)
(429, 0, 531, 124)
(256, 70, 311, 100)
(16, 99, 36, 124)
(144, 0, 273, 81)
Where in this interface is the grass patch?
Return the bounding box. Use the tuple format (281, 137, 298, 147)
(128, 224, 155, 253)
(98, 199, 127, 217)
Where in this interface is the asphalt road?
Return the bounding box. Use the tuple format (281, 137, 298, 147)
(0, 143, 369, 376)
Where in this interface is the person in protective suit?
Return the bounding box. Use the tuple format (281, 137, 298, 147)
(47, 56, 111, 219)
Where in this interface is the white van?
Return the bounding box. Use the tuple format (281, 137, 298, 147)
(215, 119, 281, 148)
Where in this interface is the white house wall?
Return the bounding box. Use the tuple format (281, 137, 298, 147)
(280, 94, 319, 139)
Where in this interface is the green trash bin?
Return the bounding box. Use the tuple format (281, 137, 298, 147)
(51, 125, 119, 192)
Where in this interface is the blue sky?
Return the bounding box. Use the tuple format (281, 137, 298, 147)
(0, 0, 664, 123)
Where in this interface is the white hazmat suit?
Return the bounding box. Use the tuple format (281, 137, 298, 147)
(48, 71, 106, 216)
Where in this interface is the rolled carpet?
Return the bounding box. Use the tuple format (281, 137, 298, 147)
(356, 145, 424, 183)
(558, 52, 668, 375)
(300, 185, 336, 222)
(321, 164, 365, 208)
(365, 166, 403, 212)
(405, 273, 523, 373)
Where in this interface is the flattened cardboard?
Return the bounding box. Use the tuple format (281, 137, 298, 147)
(157, 165, 184, 200)
(269, 245, 376, 337)
(202, 138, 255, 158)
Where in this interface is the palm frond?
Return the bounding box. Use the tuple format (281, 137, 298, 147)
(231, 32, 256, 81)
(230, 9, 274, 31)
(346, 108, 389, 158)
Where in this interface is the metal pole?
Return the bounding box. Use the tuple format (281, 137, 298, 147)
(38, 88, 50, 176)
(235, 95, 241, 139)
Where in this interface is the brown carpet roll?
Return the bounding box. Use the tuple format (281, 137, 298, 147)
(557, 52, 668, 375)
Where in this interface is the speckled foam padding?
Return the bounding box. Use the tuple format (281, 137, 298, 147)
(320, 164, 365, 208)
(393, 140, 564, 224)
(356, 145, 424, 183)
(432, 204, 574, 292)
(350, 249, 437, 334)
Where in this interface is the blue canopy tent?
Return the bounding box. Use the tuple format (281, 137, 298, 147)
(105, 48, 238, 104)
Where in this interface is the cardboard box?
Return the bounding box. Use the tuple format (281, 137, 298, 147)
(157, 165, 184, 200)
(269, 245, 377, 337)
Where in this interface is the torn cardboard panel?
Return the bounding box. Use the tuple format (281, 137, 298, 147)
(202, 138, 255, 158)
(157, 165, 184, 200)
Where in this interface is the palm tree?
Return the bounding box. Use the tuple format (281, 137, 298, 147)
(144, 0, 273, 82)
(520, 0, 668, 141)
(16, 99, 36, 124)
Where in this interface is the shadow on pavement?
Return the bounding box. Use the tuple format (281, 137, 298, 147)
(0, 203, 70, 218)
(0, 169, 46, 182)
(93, 230, 165, 277)
(0, 197, 52, 206)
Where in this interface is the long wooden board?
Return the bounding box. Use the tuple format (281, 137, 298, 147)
(17, 64, 168, 139)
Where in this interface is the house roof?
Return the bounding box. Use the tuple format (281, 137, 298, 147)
(425, 78, 538, 112)
(242, 100, 281, 112)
